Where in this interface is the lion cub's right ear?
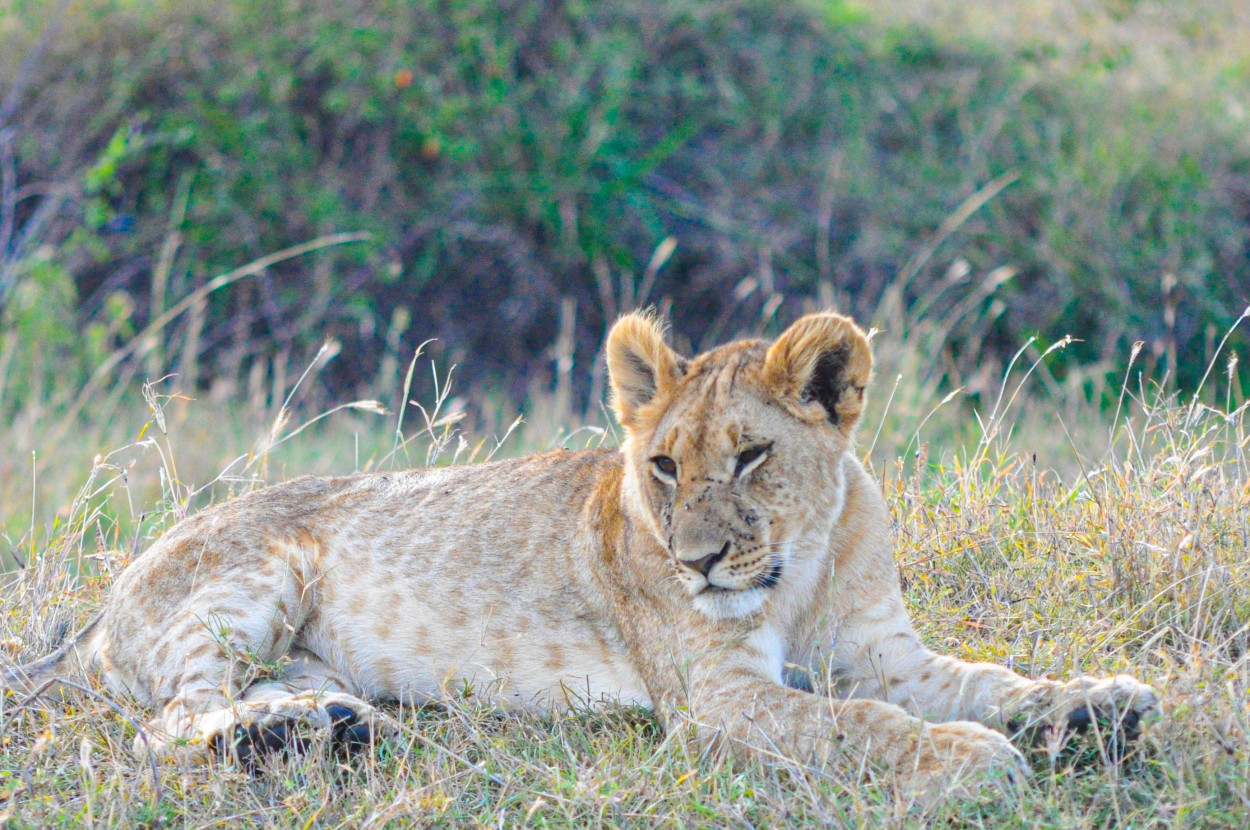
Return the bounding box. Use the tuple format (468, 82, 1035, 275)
(607, 312, 686, 428)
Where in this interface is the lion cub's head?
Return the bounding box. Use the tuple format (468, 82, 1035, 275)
(607, 312, 872, 620)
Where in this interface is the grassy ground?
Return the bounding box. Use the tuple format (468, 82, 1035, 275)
(1, 328, 1248, 828)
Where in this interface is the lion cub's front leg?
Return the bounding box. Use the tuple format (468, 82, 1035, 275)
(826, 605, 1157, 753)
(818, 477, 1157, 756)
(670, 631, 1028, 799)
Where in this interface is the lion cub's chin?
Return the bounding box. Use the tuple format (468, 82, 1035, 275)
(691, 586, 770, 620)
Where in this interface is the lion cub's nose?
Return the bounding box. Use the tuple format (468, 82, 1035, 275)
(678, 542, 730, 577)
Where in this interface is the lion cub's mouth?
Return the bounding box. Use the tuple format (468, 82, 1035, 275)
(700, 561, 783, 594)
(685, 546, 792, 620)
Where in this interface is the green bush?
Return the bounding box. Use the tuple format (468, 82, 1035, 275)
(1, 0, 1246, 412)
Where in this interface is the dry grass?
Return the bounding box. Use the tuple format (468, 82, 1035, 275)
(1, 332, 1249, 828)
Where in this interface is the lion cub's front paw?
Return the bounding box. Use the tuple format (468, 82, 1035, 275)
(896, 721, 1028, 801)
(1014, 674, 1157, 757)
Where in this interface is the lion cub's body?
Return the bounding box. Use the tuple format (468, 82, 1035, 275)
(100, 452, 654, 712)
(5, 313, 1155, 795)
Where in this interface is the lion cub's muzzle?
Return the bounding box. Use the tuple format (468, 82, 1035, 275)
(674, 540, 783, 593)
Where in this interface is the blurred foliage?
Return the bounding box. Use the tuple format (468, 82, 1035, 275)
(0, 0, 1247, 413)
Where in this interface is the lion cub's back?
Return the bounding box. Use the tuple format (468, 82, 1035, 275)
(296, 447, 618, 560)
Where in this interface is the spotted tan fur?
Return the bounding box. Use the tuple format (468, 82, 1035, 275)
(3, 312, 1156, 796)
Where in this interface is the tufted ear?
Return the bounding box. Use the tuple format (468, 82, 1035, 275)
(763, 313, 872, 434)
(606, 312, 686, 429)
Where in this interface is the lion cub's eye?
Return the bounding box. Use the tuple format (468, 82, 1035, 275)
(650, 455, 678, 482)
(734, 444, 771, 478)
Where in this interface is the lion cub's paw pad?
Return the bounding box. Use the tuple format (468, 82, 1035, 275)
(1053, 676, 1158, 757)
(213, 721, 313, 771)
(324, 701, 396, 753)
(201, 694, 398, 768)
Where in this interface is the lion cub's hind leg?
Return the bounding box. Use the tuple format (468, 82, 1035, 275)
(148, 648, 399, 769)
(205, 650, 400, 770)
(111, 540, 396, 767)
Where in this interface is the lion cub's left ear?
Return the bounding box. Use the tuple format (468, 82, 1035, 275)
(764, 313, 872, 435)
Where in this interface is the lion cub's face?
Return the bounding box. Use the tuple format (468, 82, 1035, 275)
(607, 312, 872, 620)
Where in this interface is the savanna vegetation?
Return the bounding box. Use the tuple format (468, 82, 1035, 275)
(1, 0, 1249, 826)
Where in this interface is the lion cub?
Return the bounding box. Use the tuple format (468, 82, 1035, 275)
(5, 312, 1155, 795)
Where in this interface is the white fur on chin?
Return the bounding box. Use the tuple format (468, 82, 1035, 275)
(692, 586, 769, 620)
